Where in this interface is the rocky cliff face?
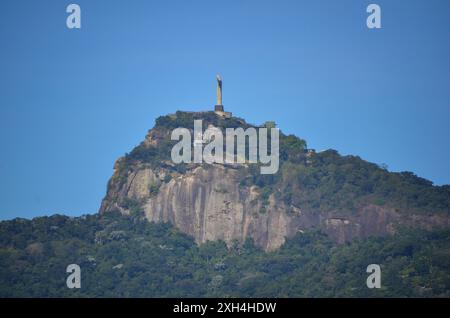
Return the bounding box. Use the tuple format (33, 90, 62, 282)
(99, 111, 450, 250)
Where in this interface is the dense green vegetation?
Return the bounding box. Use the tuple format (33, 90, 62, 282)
(276, 150, 450, 215)
(1, 213, 449, 297)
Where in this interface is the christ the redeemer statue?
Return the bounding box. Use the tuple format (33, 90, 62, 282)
(215, 75, 224, 112)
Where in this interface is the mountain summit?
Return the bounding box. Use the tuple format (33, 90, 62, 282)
(99, 111, 450, 250)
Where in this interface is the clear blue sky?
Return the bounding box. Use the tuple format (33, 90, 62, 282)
(1, 0, 449, 220)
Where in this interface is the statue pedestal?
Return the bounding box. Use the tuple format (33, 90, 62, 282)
(215, 105, 224, 112)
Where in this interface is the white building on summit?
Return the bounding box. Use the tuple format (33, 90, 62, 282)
(214, 74, 232, 118)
